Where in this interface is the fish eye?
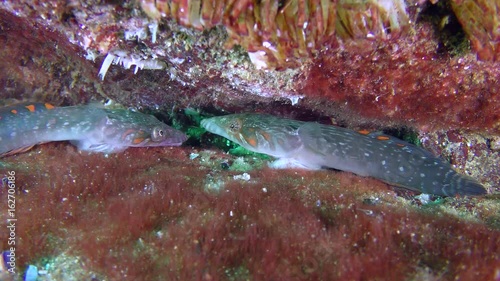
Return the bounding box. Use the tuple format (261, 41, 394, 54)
(152, 127, 165, 141)
(228, 120, 241, 132)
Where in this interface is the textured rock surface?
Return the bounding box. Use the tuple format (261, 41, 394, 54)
(0, 0, 499, 279)
(0, 144, 499, 280)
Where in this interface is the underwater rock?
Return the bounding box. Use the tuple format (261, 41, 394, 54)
(0, 144, 499, 280)
(0, 2, 498, 279)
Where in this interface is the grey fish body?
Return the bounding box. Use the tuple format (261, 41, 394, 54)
(0, 103, 187, 156)
(201, 114, 486, 197)
(0, 104, 110, 155)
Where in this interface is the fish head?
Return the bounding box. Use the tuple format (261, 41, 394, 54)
(123, 124, 188, 147)
(201, 114, 303, 157)
(201, 115, 244, 143)
(101, 109, 188, 149)
(201, 114, 272, 151)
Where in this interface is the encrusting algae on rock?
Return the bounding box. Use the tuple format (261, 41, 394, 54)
(1, 132, 498, 280)
(201, 113, 487, 197)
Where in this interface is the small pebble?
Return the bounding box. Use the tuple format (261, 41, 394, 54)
(415, 194, 431, 205)
(24, 265, 38, 281)
(233, 173, 251, 181)
(488, 136, 500, 152)
(220, 161, 230, 170)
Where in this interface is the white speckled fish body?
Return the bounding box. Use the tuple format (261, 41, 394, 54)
(201, 114, 486, 197)
(0, 103, 187, 156)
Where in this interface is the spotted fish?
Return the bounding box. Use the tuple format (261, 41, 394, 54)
(201, 114, 487, 197)
(0, 103, 187, 156)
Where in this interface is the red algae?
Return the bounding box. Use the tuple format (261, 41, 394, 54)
(1, 145, 498, 280)
(300, 23, 500, 133)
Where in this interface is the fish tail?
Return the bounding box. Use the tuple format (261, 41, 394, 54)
(442, 174, 487, 196)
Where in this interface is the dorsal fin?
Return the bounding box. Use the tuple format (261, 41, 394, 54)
(0, 145, 36, 158)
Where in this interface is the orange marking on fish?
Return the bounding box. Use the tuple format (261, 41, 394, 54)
(277, 138, 285, 146)
(260, 131, 272, 141)
(133, 138, 145, 144)
(44, 103, 55, 110)
(377, 136, 390, 141)
(358, 129, 370, 135)
(246, 137, 258, 147)
(120, 129, 136, 140)
(10, 109, 17, 114)
(25, 104, 36, 112)
(396, 143, 406, 147)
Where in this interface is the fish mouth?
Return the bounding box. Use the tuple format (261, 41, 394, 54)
(200, 119, 210, 130)
(132, 131, 188, 147)
(201, 118, 229, 139)
(165, 136, 188, 146)
(159, 133, 188, 146)
(154, 127, 188, 146)
(139, 138, 185, 147)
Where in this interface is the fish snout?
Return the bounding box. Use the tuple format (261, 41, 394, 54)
(164, 128, 188, 146)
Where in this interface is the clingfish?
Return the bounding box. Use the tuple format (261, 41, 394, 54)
(201, 114, 487, 197)
(0, 103, 187, 156)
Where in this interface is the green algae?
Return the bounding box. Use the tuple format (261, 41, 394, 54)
(225, 265, 251, 281)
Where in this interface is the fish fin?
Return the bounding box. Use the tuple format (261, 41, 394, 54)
(384, 174, 487, 197)
(70, 140, 126, 154)
(269, 158, 321, 170)
(0, 145, 36, 157)
(296, 122, 326, 156)
(446, 174, 487, 196)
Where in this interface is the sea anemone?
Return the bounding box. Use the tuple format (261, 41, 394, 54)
(139, 0, 411, 69)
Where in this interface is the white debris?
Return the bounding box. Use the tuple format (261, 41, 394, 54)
(189, 153, 200, 160)
(233, 173, 251, 181)
(169, 57, 186, 65)
(123, 18, 159, 43)
(415, 193, 431, 205)
(248, 51, 269, 70)
(124, 27, 148, 41)
(85, 49, 98, 62)
(288, 95, 303, 106)
(98, 53, 116, 80)
(98, 50, 166, 80)
(148, 21, 158, 43)
(262, 41, 277, 52)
